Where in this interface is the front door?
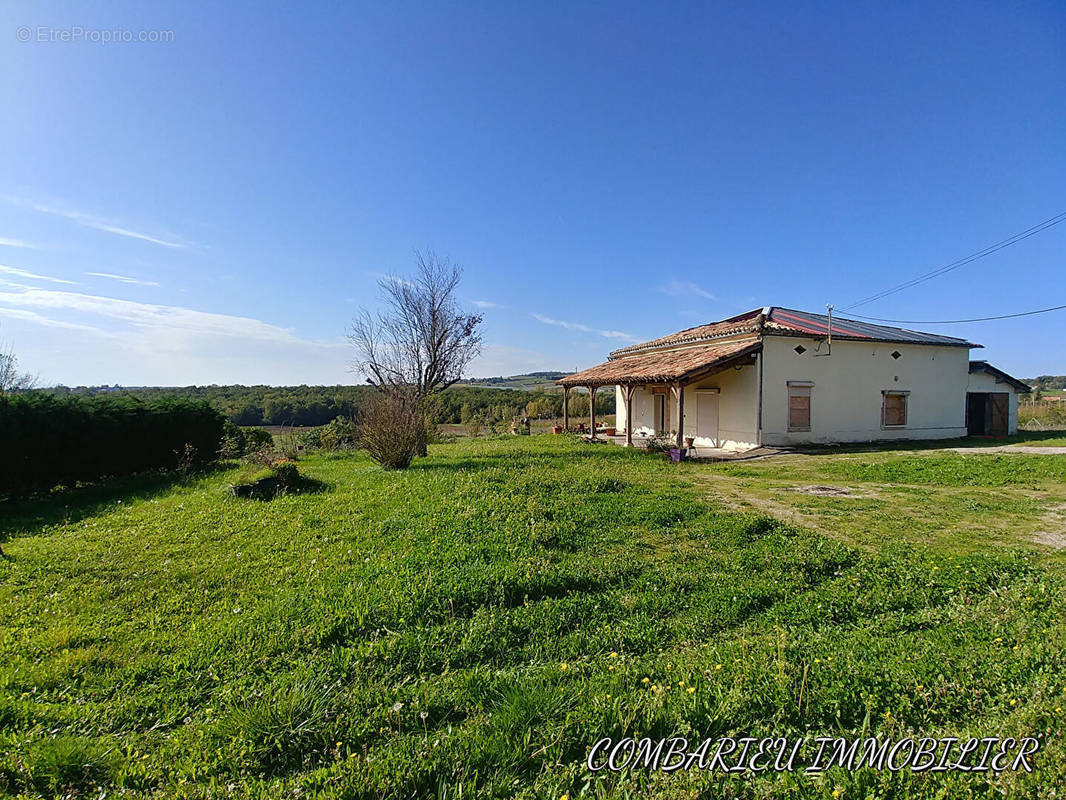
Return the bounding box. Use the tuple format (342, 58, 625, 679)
(696, 391, 719, 446)
(654, 394, 666, 434)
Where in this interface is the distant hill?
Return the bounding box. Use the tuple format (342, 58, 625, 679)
(456, 371, 567, 391)
(1026, 376, 1066, 393)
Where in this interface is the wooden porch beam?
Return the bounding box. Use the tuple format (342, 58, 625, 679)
(589, 385, 598, 440)
(676, 352, 759, 386)
(672, 381, 685, 448)
(562, 386, 570, 431)
(623, 384, 635, 447)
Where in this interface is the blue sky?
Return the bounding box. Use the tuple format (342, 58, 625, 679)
(1, 1, 1064, 385)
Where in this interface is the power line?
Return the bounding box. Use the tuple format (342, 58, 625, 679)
(841, 210, 1066, 311)
(846, 303, 1066, 325)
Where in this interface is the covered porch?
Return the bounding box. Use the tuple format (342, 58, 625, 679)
(556, 338, 762, 450)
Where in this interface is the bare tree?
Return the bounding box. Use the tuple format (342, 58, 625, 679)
(349, 250, 483, 458)
(0, 343, 37, 393)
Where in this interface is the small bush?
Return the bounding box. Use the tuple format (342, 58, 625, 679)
(231, 452, 305, 499)
(358, 390, 420, 469)
(302, 416, 358, 451)
(271, 459, 300, 488)
(642, 433, 675, 455)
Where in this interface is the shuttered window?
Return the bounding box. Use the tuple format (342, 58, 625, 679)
(788, 384, 811, 431)
(882, 391, 908, 427)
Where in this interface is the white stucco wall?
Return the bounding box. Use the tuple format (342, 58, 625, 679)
(759, 336, 972, 446)
(613, 362, 760, 450)
(966, 371, 1021, 435)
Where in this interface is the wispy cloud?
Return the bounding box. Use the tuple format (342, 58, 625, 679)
(0, 286, 344, 352)
(531, 313, 639, 342)
(659, 279, 716, 301)
(0, 307, 104, 333)
(0, 264, 77, 285)
(4, 196, 189, 249)
(86, 271, 161, 287)
(0, 237, 38, 249)
(471, 299, 500, 309)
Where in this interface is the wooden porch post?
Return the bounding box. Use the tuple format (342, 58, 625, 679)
(673, 381, 685, 449)
(562, 386, 569, 431)
(589, 385, 598, 440)
(624, 385, 635, 447)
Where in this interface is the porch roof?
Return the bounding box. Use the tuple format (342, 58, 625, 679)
(557, 338, 761, 387)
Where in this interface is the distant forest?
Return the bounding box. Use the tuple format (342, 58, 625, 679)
(1028, 376, 1066, 393)
(48, 383, 615, 427)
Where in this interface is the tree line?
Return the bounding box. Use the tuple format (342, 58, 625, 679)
(45, 383, 615, 428)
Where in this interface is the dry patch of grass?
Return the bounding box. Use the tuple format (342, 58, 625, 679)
(696, 449, 1066, 562)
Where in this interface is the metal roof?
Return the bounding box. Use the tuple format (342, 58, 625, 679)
(764, 307, 980, 348)
(609, 306, 980, 359)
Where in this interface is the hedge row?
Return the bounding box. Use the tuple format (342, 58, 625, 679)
(0, 393, 227, 497)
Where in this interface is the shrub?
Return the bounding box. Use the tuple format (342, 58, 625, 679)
(0, 393, 226, 497)
(642, 433, 675, 455)
(358, 390, 420, 469)
(309, 416, 358, 451)
(271, 459, 300, 488)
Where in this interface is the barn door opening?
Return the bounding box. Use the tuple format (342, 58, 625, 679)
(967, 392, 1009, 437)
(966, 392, 986, 435)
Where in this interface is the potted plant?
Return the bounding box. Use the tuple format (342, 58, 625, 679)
(668, 447, 687, 462)
(684, 436, 694, 448)
(604, 426, 616, 436)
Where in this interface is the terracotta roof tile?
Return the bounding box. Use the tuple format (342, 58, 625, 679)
(558, 338, 761, 386)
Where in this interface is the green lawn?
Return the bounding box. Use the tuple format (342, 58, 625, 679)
(2, 437, 1065, 798)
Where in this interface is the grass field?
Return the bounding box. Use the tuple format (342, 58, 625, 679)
(2, 437, 1065, 798)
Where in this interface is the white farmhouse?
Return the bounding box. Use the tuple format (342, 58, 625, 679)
(557, 307, 1030, 451)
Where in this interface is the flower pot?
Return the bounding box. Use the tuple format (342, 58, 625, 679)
(684, 437, 694, 448)
(603, 427, 616, 436)
(669, 447, 687, 462)
(552, 425, 563, 435)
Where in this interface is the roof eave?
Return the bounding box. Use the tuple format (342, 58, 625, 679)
(761, 329, 982, 349)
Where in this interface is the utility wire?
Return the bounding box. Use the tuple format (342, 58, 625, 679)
(846, 303, 1066, 325)
(841, 210, 1066, 311)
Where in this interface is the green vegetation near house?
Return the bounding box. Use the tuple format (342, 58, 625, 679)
(45, 380, 611, 430)
(1, 437, 1065, 798)
(455, 371, 568, 391)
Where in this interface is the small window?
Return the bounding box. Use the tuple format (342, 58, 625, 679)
(788, 384, 811, 431)
(882, 391, 908, 427)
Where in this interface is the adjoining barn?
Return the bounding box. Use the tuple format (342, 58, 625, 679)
(558, 306, 1030, 452)
(966, 360, 1030, 436)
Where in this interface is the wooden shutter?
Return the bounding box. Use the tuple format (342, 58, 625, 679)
(883, 392, 907, 427)
(788, 386, 811, 431)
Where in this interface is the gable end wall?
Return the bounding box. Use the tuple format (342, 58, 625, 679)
(759, 336, 970, 445)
